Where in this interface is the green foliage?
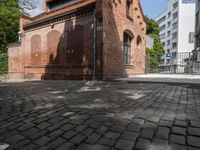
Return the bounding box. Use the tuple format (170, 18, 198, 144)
(145, 16, 164, 72)
(0, 0, 20, 74)
(145, 16, 164, 55)
(0, 0, 20, 52)
(0, 52, 8, 75)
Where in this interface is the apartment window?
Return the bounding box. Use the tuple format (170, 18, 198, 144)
(157, 16, 166, 24)
(172, 22, 178, 29)
(167, 49, 170, 53)
(167, 31, 171, 37)
(172, 32, 177, 39)
(172, 52, 177, 59)
(160, 25, 166, 31)
(173, 2, 178, 9)
(123, 32, 132, 65)
(189, 32, 195, 43)
(173, 12, 178, 19)
(162, 42, 166, 47)
(168, 21, 171, 27)
(168, 12, 171, 18)
(167, 40, 170, 46)
(160, 33, 166, 39)
(172, 42, 177, 48)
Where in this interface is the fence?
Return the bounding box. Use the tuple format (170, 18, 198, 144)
(145, 52, 200, 74)
(0, 53, 8, 75)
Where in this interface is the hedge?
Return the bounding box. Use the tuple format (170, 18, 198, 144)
(0, 53, 8, 75)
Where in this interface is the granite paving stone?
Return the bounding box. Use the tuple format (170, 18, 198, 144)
(34, 136, 51, 146)
(121, 131, 138, 141)
(115, 139, 135, 150)
(188, 136, 200, 148)
(170, 134, 185, 145)
(140, 129, 154, 140)
(0, 81, 199, 149)
(156, 127, 169, 140)
(172, 126, 186, 136)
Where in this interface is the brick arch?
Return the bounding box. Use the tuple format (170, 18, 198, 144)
(31, 34, 41, 65)
(47, 30, 61, 64)
(124, 29, 134, 39)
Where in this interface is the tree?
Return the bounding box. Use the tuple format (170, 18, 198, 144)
(0, 0, 20, 52)
(0, 0, 20, 74)
(145, 16, 164, 73)
(145, 16, 164, 55)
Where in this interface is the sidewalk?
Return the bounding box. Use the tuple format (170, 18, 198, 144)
(116, 74, 200, 85)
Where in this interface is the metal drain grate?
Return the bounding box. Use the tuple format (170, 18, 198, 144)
(0, 143, 9, 150)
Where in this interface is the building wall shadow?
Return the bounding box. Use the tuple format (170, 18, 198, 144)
(42, 11, 94, 80)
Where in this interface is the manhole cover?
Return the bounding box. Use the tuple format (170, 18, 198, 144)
(0, 143, 9, 150)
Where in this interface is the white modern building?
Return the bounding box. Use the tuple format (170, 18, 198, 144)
(155, 0, 196, 65)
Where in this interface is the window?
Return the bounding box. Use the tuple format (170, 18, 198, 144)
(160, 33, 165, 39)
(167, 31, 171, 37)
(160, 25, 166, 31)
(167, 40, 170, 46)
(157, 16, 166, 24)
(123, 32, 132, 65)
(172, 22, 178, 29)
(126, 0, 131, 16)
(173, 12, 178, 19)
(189, 32, 195, 43)
(173, 2, 178, 9)
(168, 21, 171, 27)
(168, 12, 171, 18)
(167, 49, 170, 53)
(172, 42, 177, 48)
(162, 42, 166, 47)
(137, 36, 142, 50)
(172, 32, 177, 39)
(126, 0, 133, 21)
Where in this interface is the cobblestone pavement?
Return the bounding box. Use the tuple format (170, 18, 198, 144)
(0, 81, 200, 150)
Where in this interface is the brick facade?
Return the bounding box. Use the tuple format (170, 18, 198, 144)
(8, 0, 146, 80)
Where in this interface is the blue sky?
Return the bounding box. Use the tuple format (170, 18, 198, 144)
(140, 0, 167, 19)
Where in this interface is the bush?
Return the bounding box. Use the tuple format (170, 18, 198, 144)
(0, 52, 8, 75)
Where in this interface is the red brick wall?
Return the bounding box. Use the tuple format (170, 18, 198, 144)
(31, 34, 41, 65)
(8, 44, 24, 79)
(23, 14, 94, 80)
(8, 0, 146, 80)
(100, 0, 146, 79)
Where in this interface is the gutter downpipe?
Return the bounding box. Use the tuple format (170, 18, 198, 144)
(93, 9, 96, 80)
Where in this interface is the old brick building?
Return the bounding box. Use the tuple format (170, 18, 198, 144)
(8, 0, 146, 80)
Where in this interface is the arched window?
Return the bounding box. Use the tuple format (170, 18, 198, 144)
(137, 36, 142, 50)
(126, 0, 133, 17)
(123, 32, 133, 64)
